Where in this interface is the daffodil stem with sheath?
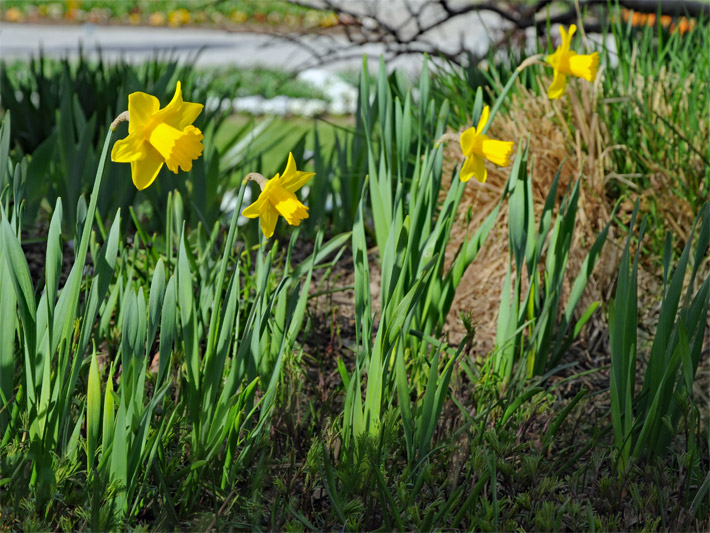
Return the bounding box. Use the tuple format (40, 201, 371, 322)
(244, 172, 267, 191)
(111, 110, 129, 131)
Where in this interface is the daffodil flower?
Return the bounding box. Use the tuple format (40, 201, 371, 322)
(111, 81, 204, 190)
(242, 153, 314, 238)
(459, 105, 514, 183)
(545, 24, 599, 100)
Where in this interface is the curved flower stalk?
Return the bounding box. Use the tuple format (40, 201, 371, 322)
(110, 81, 204, 190)
(242, 153, 315, 238)
(545, 24, 599, 99)
(459, 105, 514, 183)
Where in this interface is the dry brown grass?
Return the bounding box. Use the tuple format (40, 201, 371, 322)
(441, 72, 649, 356)
(437, 65, 710, 416)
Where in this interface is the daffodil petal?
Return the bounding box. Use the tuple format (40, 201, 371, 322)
(175, 102, 204, 129)
(460, 127, 477, 157)
(111, 132, 147, 163)
(547, 69, 568, 99)
(127, 91, 160, 135)
(282, 171, 315, 193)
(545, 48, 560, 69)
(459, 156, 475, 183)
(476, 105, 490, 134)
(283, 152, 297, 178)
(561, 24, 576, 51)
(471, 154, 487, 183)
(242, 192, 269, 219)
(130, 145, 164, 190)
(278, 153, 314, 193)
(259, 204, 279, 238)
(155, 80, 204, 130)
(460, 154, 486, 183)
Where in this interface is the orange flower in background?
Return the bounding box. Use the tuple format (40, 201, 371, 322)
(623, 9, 695, 34)
(149, 11, 165, 26)
(544, 24, 599, 99)
(674, 17, 694, 34)
(111, 82, 204, 190)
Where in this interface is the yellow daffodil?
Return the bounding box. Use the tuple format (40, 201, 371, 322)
(459, 106, 514, 183)
(111, 81, 204, 190)
(242, 153, 314, 238)
(545, 24, 599, 99)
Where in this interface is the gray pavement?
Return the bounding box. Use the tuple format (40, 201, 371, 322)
(0, 14, 612, 74)
(0, 23, 342, 69)
(0, 14, 500, 74)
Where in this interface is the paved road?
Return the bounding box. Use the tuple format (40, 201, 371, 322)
(0, 15, 501, 73)
(0, 23, 337, 68)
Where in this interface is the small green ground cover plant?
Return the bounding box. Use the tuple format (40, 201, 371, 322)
(0, 7, 708, 530)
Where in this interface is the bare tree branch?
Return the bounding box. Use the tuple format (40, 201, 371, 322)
(279, 0, 708, 68)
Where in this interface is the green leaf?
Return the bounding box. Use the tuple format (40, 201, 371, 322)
(0, 113, 10, 190)
(158, 275, 177, 389)
(45, 198, 63, 311)
(87, 349, 102, 473)
(1, 213, 36, 356)
(500, 387, 544, 426)
(147, 259, 166, 353)
(0, 245, 17, 433)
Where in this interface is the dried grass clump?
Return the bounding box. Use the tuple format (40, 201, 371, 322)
(623, 67, 709, 246)
(442, 75, 625, 355)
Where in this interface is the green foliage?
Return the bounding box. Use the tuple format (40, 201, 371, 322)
(610, 200, 710, 472)
(601, 14, 710, 252)
(1, 12, 709, 529)
(494, 153, 614, 382)
(0, 55, 287, 234)
(0, 113, 346, 527)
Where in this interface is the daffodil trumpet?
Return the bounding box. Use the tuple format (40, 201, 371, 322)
(545, 24, 599, 99)
(242, 153, 314, 239)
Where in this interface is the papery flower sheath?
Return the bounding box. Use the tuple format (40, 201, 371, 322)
(545, 24, 599, 99)
(111, 81, 204, 190)
(242, 153, 315, 238)
(459, 106, 514, 183)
